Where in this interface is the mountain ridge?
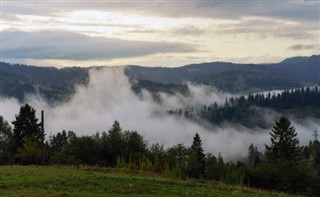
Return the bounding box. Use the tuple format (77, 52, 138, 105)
(1, 54, 319, 101)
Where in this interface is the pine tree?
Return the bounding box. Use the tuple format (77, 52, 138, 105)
(253, 146, 260, 167)
(106, 120, 125, 166)
(247, 143, 255, 167)
(303, 146, 310, 159)
(12, 104, 42, 154)
(265, 117, 301, 162)
(247, 144, 260, 167)
(188, 133, 205, 178)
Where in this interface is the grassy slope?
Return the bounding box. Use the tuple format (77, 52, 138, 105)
(0, 166, 294, 197)
(0, 166, 296, 196)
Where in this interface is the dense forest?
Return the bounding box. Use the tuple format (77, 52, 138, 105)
(0, 104, 319, 196)
(169, 86, 320, 128)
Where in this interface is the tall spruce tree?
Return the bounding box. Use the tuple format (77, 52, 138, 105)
(106, 120, 125, 166)
(188, 133, 205, 178)
(247, 143, 260, 167)
(12, 104, 42, 153)
(265, 116, 301, 162)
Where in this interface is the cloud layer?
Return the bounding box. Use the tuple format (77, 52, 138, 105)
(4, 1, 319, 21)
(2, 30, 194, 60)
(1, 68, 318, 160)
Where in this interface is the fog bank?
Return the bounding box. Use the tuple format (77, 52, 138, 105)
(1, 68, 318, 160)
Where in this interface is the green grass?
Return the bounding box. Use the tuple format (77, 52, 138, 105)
(0, 165, 293, 197)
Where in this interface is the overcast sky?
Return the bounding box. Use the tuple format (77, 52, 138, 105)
(1, 0, 320, 67)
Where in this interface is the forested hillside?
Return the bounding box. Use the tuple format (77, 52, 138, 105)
(169, 87, 320, 128)
(125, 55, 320, 92)
(0, 62, 88, 101)
(0, 55, 319, 101)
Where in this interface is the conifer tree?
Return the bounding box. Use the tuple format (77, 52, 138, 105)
(12, 104, 42, 153)
(247, 144, 260, 167)
(188, 133, 205, 178)
(106, 120, 125, 166)
(265, 117, 301, 162)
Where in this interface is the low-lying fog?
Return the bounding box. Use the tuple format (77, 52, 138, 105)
(1, 68, 319, 160)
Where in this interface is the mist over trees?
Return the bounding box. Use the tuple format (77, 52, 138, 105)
(0, 104, 319, 195)
(1, 55, 319, 102)
(169, 86, 320, 128)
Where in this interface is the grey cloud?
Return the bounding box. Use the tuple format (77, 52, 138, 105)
(2, 13, 21, 21)
(127, 26, 204, 36)
(3, 1, 319, 22)
(195, 1, 319, 21)
(126, 29, 158, 34)
(172, 26, 205, 36)
(78, 23, 139, 28)
(2, 30, 196, 60)
(289, 44, 320, 51)
(215, 18, 317, 40)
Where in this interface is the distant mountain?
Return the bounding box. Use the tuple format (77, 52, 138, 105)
(0, 55, 319, 101)
(265, 55, 320, 84)
(280, 55, 313, 64)
(0, 62, 89, 101)
(124, 62, 243, 84)
(125, 55, 320, 92)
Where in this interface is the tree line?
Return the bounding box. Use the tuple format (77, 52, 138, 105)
(0, 104, 320, 195)
(169, 86, 320, 128)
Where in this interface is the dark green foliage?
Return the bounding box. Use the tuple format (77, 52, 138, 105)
(170, 86, 320, 128)
(49, 131, 76, 164)
(104, 121, 125, 167)
(148, 143, 166, 172)
(50, 130, 69, 152)
(123, 130, 147, 163)
(204, 153, 221, 181)
(16, 136, 42, 164)
(249, 161, 314, 194)
(247, 144, 260, 168)
(66, 135, 101, 165)
(166, 144, 188, 178)
(187, 133, 205, 178)
(0, 116, 14, 164)
(50, 121, 147, 167)
(245, 117, 316, 195)
(308, 140, 320, 167)
(265, 117, 301, 162)
(130, 79, 189, 99)
(12, 104, 43, 155)
(221, 163, 246, 186)
(303, 146, 310, 159)
(0, 62, 88, 101)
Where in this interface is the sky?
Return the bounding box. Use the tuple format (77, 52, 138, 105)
(1, 0, 320, 67)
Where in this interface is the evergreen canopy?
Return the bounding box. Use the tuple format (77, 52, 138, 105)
(265, 116, 301, 162)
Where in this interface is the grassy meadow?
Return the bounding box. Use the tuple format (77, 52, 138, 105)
(0, 165, 295, 197)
